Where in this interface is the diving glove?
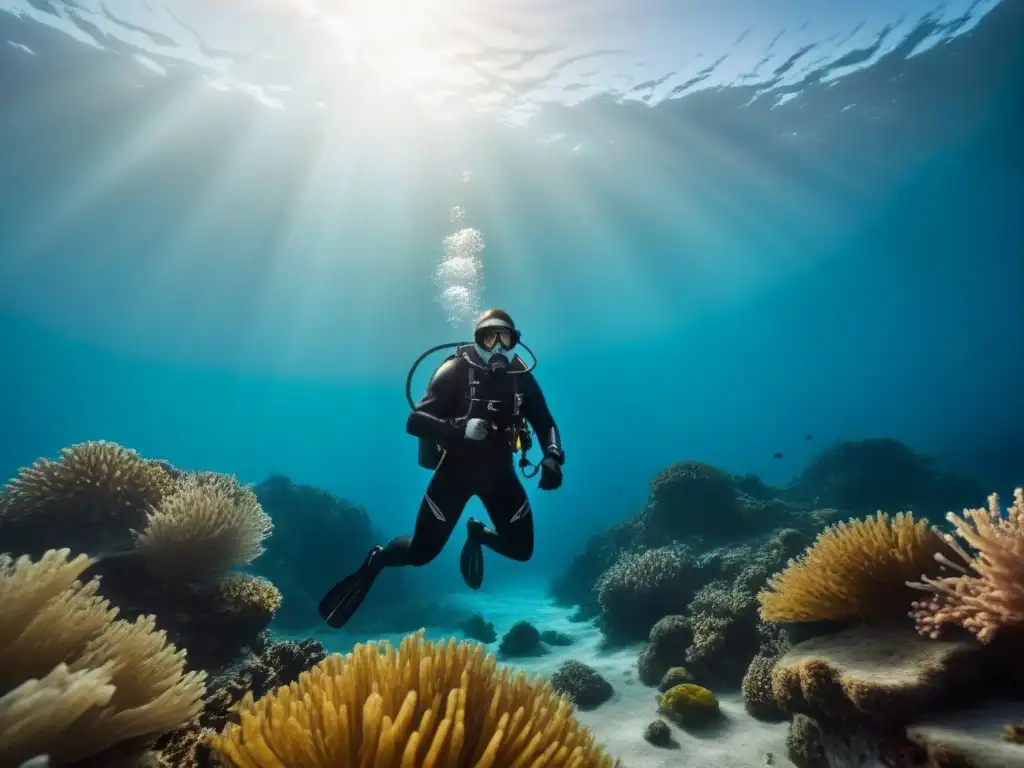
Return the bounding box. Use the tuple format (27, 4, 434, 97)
(538, 455, 563, 490)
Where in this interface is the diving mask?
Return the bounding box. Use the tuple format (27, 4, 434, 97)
(473, 320, 518, 369)
(475, 326, 517, 352)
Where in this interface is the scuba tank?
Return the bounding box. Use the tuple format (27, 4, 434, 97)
(418, 435, 443, 470)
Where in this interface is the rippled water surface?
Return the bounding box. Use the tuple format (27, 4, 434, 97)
(0, 0, 1019, 373)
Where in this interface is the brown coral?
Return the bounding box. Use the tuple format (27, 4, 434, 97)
(134, 475, 273, 584)
(757, 511, 950, 623)
(742, 652, 786, 722)
(908, 489, 1024, 643)
(0, 441, 174, 556)
(0, 548, 206, 765)
(208, 630, 614, 767)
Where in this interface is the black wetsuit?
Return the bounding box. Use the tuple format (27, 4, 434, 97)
(377, 351, 563, 569)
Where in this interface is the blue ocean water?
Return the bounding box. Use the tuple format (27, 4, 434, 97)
(1, 0, 1022, 636)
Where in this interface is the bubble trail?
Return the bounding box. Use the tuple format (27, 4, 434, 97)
(434, 205, 485, 326)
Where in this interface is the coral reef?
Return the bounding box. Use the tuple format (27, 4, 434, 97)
(208, 630, 615, 767)
(647, 461, 745, 540)
(741, 652, 787, 722)
(642, 719, 673, 748)
(0, 442, 284, 671)
(83, 552, 280, 672)
(249, 474, 418, 631)
(461, 613, 497, 644)
(684, 574, 763, 688)
(549, 518, 643, 618)
(785, 714, 827, 768)
(596, 544, 700, 643)
(757, 510, 951, 623)
(548, 438, 982, 642)
(785, 437, 984, 518)
(627, 543, 790, 691)
(909, 488, 1024, 643)
(637, 615, 692, 686)
(549, 660, 614, 710)
(0, 441, 175, 557)
(547, 460, 805, 627)
(541, 629, 574, 646)
(761, 489, 1024, 768)
(657, 666, 694, 692)
(766, 528, 811, 560)
(134, 474, 273, 585)
(0, 548, 206, 766)
(658, 683, 721, 729)
(145, 632, 327, 767)
(498, 620, 545, 658)
(202, 633, 327, 732)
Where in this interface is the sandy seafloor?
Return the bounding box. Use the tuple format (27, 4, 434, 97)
(293, 588, 793, 768)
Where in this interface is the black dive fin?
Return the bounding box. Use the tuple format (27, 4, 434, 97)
(318, 549, 382, 629)
(460, 538, 484, 591)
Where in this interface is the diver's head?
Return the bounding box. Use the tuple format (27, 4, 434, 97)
(473, 308, 519, 372)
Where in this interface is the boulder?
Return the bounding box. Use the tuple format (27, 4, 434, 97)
(772, 624, 987, 724)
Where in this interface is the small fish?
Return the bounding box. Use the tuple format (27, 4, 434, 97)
(773, 452, 784, 459)
(805, 434, 813, 440)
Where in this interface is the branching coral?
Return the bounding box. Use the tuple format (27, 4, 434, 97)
(757, 511, 950, 623)
(0, 441, 175, 555)
(741, 652, 786, 722)
(908, 489, 1024, 643)
(0, 548, 206, 765)
(686, 578, 755, 665)
(134, 475, 273, 584)
(595, 545, 696, 641)
(208, 630, 615, 768)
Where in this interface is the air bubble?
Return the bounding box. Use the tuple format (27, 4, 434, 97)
(434, 219, 485, 327)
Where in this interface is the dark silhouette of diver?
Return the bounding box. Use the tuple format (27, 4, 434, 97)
(318, 308, 564, 629)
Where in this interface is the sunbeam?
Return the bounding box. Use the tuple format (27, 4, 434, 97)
(0, 0, 1008, 373)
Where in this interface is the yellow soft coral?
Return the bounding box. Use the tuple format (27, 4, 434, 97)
(908, 489, 1024, 643)
(757, 511, 950, 623)
(208, 630, 614, 768)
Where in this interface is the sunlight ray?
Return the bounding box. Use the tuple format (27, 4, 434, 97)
(10, 79, 235, 260)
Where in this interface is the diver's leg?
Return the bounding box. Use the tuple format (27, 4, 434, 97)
(457, 461, 533, 590)
(475, 463, 534, 562)
(319, 456, 470, 628)
(377, 455, 471, 568)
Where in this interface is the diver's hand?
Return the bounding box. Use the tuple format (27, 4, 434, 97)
(464, 418, 490, 441)
(538, 456, 563, 491)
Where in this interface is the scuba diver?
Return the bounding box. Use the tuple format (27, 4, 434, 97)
(318, 308, 564, 629)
